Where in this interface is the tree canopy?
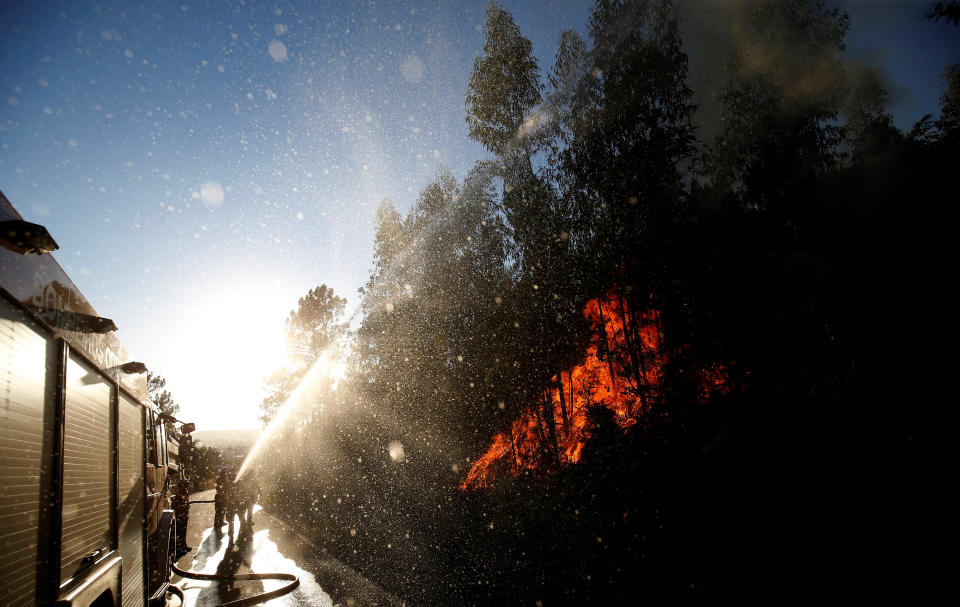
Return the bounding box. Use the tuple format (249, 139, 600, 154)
(253, 2, 952, 603)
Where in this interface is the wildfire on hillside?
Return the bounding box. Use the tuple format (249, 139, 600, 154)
(460, 290, 727, 490)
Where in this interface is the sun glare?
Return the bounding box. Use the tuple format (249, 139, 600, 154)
(166, 285, 293, 430)
(191, 289, 288, 374)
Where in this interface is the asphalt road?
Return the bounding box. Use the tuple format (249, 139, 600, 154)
(172, 489, 404, 607)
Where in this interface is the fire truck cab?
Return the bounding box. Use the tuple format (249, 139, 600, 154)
(0, 191, 187, 606)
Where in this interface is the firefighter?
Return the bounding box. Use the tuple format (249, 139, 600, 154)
(171, 479, 192, 555)
(213, 468, 227, 529)
(224, 473, 243, 540)
(240, 475, 260, 525)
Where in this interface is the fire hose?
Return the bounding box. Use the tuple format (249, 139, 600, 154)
(166, 500, 300, 607)
(171, 563, 299, 607)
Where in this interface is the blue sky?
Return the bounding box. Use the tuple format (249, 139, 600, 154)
(1, 0, 956, 431)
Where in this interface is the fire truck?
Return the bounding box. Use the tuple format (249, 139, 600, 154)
(0, 190, 190, 606)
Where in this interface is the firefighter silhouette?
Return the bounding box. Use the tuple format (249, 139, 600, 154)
(213, 468, 228, 529)
(171, 479, 191, 555)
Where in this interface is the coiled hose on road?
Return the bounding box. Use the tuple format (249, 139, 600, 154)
(171, 563, 299, 607)
(167, 500, 300, 607)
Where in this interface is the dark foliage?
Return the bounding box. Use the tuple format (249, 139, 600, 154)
(928, 1, 960, 25)
(258, 1, 952, 604)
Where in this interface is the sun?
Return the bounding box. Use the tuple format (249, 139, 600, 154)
(194, 289, 288, 374)
(166, 285, 294, 429)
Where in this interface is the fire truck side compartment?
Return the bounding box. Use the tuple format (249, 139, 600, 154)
(0, 292, 158, 606)
(118, 392, 146, 607)
(2, 194, 163, 606)
(60, 353, 114, 586)
(0, 296, 56, 606)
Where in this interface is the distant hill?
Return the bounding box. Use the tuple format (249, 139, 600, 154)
(191, 428, 261, 452)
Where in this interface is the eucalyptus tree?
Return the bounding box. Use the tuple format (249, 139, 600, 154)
(845, 67, 901, 161)
(936, 64, 960, 137)
(701, 0, 849, 202)
(258, 284, 346, 425)
(147, 372, 181, 434)
(466, 3, 601, 464)
(466, 2, 543, 159)
(285, 285, 347, 365)
(546, 0, 697, 417)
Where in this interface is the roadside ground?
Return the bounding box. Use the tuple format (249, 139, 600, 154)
(172, 489, 404, 607)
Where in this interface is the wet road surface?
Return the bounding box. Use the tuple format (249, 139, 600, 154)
(173, 490, 404, 607)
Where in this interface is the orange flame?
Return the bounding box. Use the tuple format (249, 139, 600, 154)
(460, 290, 726, 490)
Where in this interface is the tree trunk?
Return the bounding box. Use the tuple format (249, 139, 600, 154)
(536, 390, 561, 467)
(596, 300, 620, 393)
(618, 293, 649, 415)
(556, 373, 570, 433)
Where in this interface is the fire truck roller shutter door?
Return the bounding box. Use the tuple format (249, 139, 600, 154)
(0, 296, 56, 606)
(118, 392, 146, 607)
(60, 353, 113, 585)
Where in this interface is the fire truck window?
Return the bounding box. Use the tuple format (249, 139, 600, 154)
(145, 412, 157, 467)
(157, 421, 168, 466)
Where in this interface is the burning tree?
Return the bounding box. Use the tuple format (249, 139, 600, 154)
(460, 288, 729, 490)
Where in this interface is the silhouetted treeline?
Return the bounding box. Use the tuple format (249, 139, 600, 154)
(256, 1, 955, 604)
